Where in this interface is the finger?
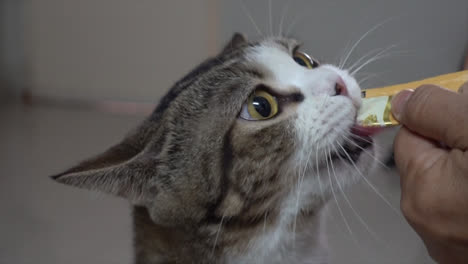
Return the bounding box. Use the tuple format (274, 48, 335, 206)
(394, 127, 447, 183)
(392, 85, 468, 150)
(458, 82, 468, 95)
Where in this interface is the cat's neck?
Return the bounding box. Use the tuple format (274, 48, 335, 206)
(132, 205, 328, 264)
(133, 206, 200, 264)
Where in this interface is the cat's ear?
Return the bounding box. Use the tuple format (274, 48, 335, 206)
(221, 32, 247, 53)
(51, 127, 155, 204)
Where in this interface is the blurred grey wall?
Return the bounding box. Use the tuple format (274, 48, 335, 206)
(24, 0, 219, 102)
(221, 0, 468, 90)
(10, 0, 468, 102)
(0, 0, 26, 100)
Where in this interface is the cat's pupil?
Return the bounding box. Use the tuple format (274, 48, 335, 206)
(252, 96, 271, 117)
(294, 57, 308, 67)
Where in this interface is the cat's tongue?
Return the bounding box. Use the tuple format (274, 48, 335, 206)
(351, 125, 383, 137)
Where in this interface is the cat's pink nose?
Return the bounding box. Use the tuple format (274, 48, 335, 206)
(333, 76, 348, 97)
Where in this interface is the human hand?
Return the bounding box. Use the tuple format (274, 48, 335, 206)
(391, 82, 468, 264)
(464, 50, 468, 70)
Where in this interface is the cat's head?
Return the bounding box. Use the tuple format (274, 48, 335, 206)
(52, 33, 383, 249)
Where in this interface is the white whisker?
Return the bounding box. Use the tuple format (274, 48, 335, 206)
(268, 0, 273, 36)
(315, 145, 326, 204)
(351, 49, 407, 76)
(348, 133, 385, 151)
(358, 72, 381, 86)
(325, 145, 357, 243)
(292, 145, 313, 246)
(278, 0, 293, 37)
(340, 134, 390, 170)
(336, 141, 401, 216)
(328, 144, 385, 243)
(338, 42, 352, 69)
(347, 45, 397, 73)
(240, 0, 263, 37)
(341, 18, 394, 69)
(284, 8, 311, 37)
(333, 126, 386, 152)
(212, 214, 225, 256)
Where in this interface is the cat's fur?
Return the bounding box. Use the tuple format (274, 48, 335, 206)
(52, 34, 385, 264)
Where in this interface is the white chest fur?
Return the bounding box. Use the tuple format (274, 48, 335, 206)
(227, 184, 330, 264)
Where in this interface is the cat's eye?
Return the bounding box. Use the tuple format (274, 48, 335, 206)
(240, 90, 279, 121)
(293, 51, 319, 69)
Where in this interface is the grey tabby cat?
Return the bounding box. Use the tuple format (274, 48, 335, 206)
(52, 33, 385, 264)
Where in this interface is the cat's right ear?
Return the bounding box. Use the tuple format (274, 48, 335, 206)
(221, 32, 247, 53)
(50, 124, 157, 205)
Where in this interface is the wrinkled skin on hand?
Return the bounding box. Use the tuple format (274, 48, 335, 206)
(392, 82, 468, 264)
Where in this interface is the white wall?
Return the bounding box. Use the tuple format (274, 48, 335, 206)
(25, 0, 219, 102)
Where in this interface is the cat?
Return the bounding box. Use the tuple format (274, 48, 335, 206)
(52, 33, 387, 264)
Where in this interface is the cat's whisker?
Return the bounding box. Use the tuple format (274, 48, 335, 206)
(315, 145, 327, 204)
(284, 7, 313, 37)
(211, 214, 226, 256)
(338, 42, 352, 69)
(292, 146, 313, 246)
(347, 45, 397, 73)
(336, 141, 402, 216)
(278, 0, 293, 37)
(347, 133, 385, 151)
(351, 49, 409, 76)
(351, 53, 395, 77)
(262, 211, 268, 235)
(358, 72, 381, 86)
(341, 18, 394, 70)
(324, 145, 357, 244)
(268, 0, 273, 37)
(240, 0, 264, 37)
(317, 94, 330, 116)
(340, 134, 390, 170)
(329, 144, 385, 244)
(350, 47, 398, 75)
(343, 47, 381, 71)
(333, 126, 387, 152)
(285, 17, 301, 37)
(357, 70, 394, 87)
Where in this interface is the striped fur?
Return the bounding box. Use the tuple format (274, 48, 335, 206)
(52, 33, 385, 263)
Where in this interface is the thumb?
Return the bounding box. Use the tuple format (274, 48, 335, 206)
(459, 81, 468, 95)
(391, 85, 468, 150)
(394, 127, 447, 181)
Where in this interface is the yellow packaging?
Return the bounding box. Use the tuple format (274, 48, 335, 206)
(357, 70, 468, 127)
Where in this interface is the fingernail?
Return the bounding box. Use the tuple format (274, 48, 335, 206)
(391, 89, 414, 121)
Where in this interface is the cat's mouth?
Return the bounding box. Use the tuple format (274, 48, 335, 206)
(333, 135, 373, 163)
(330, 125, 375, 164)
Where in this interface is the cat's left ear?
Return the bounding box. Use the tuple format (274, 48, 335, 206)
(51, 125, 156, 204)
(221, 32, 247, 53)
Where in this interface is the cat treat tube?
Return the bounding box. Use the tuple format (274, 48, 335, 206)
(357, 70, 468, 127)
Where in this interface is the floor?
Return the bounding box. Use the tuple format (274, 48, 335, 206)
(0, 103, 435, 264)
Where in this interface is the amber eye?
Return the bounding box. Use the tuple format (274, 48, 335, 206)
(240, 90, 279, 121)
(293, 51, 320, 69)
